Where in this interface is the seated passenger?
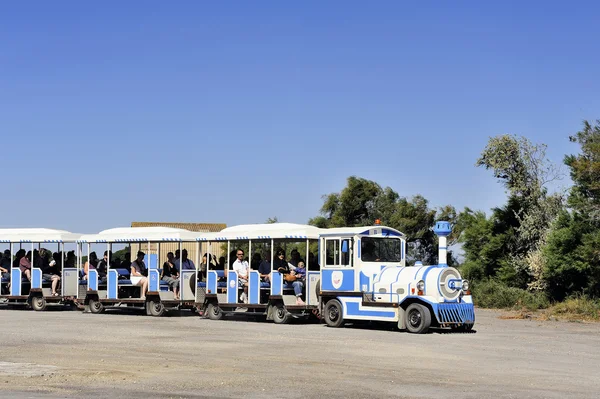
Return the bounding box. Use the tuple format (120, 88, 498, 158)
(130, 251, 148, 299)
(289, 249, 303, 267)
(274, 250, 290, 274)
(251, 253, 262, 270)
(65, 251, 76, 268)
(161, 252, 179, 299)
(42, 254, 61, 296)
(361, 241, 380, 262)
(95, 251, 111, 282)
(180, 249, 195, 270)
(217, 256, 226, 271)
(0, 250, 11, 274)
(20, 251, 32, 281)
(291, 261, 307, 305)
(13, 249, 25, 272)
(200, 253, 217, 281)
(258, 252, 271, 283)
(120, 252, 131, 270)
(232, 249, 249, 303)
(83, 252, 99, 280)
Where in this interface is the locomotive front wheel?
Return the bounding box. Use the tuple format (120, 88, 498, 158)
(31, 296, 47, 312)
(206, 302, 223, 320)
(324, 299, 344, 328)
(405, 303, 431, 334)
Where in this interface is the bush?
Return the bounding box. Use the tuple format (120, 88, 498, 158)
(547, 295, 600, 321)
(472, 279, 549, 311)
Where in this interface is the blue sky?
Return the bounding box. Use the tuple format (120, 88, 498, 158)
(1, 1, 599, 234)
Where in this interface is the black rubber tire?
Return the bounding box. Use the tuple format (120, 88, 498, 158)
(324, 299, 344, 328)
(206, 302, 223, 320)
(148, 300, 166, 317)
(189, 272, 197, 296)
(405, 303, 432, 334)
(31, 296, 46, 312)
(88, 298, 104, 314)
(273, 304, 289, 324)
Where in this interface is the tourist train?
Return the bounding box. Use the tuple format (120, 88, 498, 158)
(0, 221, 474, 333)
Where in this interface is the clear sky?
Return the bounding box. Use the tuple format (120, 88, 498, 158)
(1, 1, 599, 234)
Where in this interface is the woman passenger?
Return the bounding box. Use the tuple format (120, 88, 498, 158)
(161, 252, 179, 300)
(130, 251, 148, 299)
(83, 252, 99, 280)
(42, 256, 61, 296)
(274, 249, 289, 274)
(20, 251, 32, 281)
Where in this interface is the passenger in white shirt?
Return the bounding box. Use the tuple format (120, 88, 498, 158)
(232, 249, 249, 303)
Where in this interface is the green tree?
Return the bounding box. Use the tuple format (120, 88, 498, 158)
(543, 120, 600, 299)
(461, 135, 563, 289)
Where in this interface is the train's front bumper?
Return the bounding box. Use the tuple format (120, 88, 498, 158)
(434, 302, 475, 325)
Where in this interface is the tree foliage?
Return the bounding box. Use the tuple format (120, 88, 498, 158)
(460, 135, 563, 290)
(542, 121, 600, 300)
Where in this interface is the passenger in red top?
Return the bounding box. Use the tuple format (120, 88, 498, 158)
(19, 251, 32, 281)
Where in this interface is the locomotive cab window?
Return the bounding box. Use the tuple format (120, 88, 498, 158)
(325, 239, 340, 266)
(361, 237, 402, 262)
(324, 238, 352, 267)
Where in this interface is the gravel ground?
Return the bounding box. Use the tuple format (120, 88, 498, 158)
(0, 306, 598, 398)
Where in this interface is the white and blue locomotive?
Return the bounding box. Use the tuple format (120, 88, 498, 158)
(318, 221, 474, 333)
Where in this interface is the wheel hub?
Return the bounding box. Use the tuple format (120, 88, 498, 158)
(408, 310, 421, 327)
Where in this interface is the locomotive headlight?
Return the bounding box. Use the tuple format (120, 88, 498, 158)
(416, 280, 425, 292)
(462, 280, 470, 292)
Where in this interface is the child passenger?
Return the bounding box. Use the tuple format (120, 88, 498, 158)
(292, 261, 306, 306)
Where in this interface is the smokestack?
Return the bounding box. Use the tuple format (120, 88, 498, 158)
(433, 221, 452, 266)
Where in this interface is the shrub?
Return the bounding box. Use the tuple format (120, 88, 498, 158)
(547, 295, 600, 321)
(472, 279, 549, 311)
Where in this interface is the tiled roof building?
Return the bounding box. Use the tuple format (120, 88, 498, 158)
(131, 222, 226, 232)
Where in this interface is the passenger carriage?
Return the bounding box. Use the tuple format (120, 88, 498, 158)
(318, 221, 474, 333)
(77, 227, 199, 316)
(0, 228, 82, 311)
(198, 223, 322, 323)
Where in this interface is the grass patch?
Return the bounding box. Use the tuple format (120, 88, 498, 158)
(544, 296, 600, 321)
(472, 279, 550, 311)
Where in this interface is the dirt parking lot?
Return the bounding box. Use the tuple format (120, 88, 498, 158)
(0, 306, 598, 398)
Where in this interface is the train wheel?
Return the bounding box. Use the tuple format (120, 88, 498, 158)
(324, 299, 344, 328)
(405, 303, 431, 334)
(147, 300, 166, 317)
(206, 302, 223, 320)
(31, 296, 47, 312)
(88, 298, 104, 314)
(273, 304, 289, 324)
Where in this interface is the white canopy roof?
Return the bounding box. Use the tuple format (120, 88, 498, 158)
(197, 223, 322, 241)
(78, 227, 197, 243)
(0, 228, 82, 243)
(319, 225, 405, 237)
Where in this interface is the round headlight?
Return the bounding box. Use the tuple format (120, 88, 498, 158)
(462, 280, 470, 292)
(416, 280, 425, 291)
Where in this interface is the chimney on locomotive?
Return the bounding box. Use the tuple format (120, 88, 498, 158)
(433, 221, 452, 266)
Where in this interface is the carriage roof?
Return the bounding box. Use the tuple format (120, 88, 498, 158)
(196, 223, 322, 241)
(0, 228, 82, 243)
(78, 227, 197, 243)
(318, 225, 405, 237)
